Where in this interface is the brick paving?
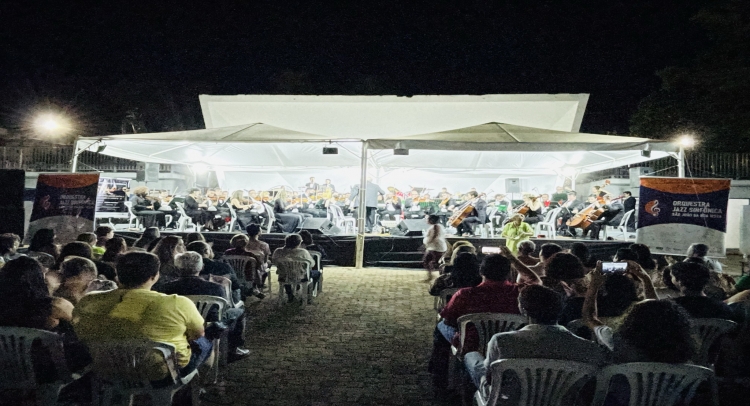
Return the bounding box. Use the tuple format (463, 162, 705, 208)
(201, 267, 446, 406)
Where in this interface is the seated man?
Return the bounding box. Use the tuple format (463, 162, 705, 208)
(74, 252, 211, 379)
(670, 261, 744, 322)
(464, 284, 609, 389)
(272, 234, 316, 303)
(156, 252, 250, 359)
(187, 241, 241, 297)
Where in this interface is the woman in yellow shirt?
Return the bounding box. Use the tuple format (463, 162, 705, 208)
(501, 214, 534, 254)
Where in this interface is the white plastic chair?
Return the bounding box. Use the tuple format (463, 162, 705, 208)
(535, 207, 562, 238)
(691, 318, 737, 368)
(173, 202, 197, 232)
(0, 327, 71, 406)
(604, 209, 636, 240)
(565, 319, 592, 340)
(221, 254, 264, 296)
(87, 339, 200, 406)
(123, 201, 142, 230)
(263, 203, 277, 233)
(329, 204, 355, 234)
(275, 259, 312, 307)
(591, 362, 717, 406)
(225, 204, 238, 231)
(185, 295, 228, 384)
(433, 288, 459, 321)
(475, 358, 600, 406)
(308, 250, 323, 297)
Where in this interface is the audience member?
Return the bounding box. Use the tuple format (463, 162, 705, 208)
(155, 252, 249, 359)
(299, 230, 326, 292)
(0, 233, 23, 267)
(151, 235, 185, 286)
(100, 236, 127, 264)
(569, 242, 595, 271)
(669, 261, 742, 322)
(94, 225, 114, 251)
(272, 234, 316, 303)
(515, 240, 538, 267)
(422, 214, 448, 280)
(686, 243, 723, 273)
(54, 241, 117, 282)
(523, 243, 562, 279)
(629, 243, 657, 272)
(74, 252, 211, 380)
(187, 241, 240, 293)
(76, 233, 103, 259)
(245, 224, 272, 287)
(429, 252, 482, 296)
(464, 285, 608, 390)
(54, 256, 116, 305)
(185, 232, 206, 245)
(133, 227, 160, 250)
(28, 228, 60, 267)
(224, 233, 265, 299)
(441, 242, 477, 274)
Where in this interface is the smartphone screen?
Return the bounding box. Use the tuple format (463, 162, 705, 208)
(481, 246, 501, 254)
(601, 262, 627, 273)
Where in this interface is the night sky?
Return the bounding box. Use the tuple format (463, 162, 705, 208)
(1, 0, 711, 137)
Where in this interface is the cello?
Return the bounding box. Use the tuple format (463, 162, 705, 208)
(448, 199, 476, 228)
(566, 195, 624, 231)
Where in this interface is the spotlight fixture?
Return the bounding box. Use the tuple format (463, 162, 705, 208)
(96, 144, 107, 153)
(640, 143, 651, 157)
(322, 146, 339, 155)
(393, 142, 409, 156)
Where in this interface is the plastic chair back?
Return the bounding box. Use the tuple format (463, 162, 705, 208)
(479, 358, 599, 406)
(308, 250, 323, 296)
(226, 204, 238, 231)
(220, 255, 252, 286)
(275, 259, 312, 306)
(592, 362, 716, 406)
(691, 318, 737, 367)
(0, 326, 70, 393)
(263, 203, 276, 233)
(123, 201, 141, 229)
(184, 295, 228, 323)
(434, 288, 459, 317)
(456, 312, 527, 356)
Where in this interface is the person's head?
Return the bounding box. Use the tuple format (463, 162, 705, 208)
(95, 225, 114, 240)
(451, 252, 480, 286)
(619, 300, 695, 363)
(116, 252, 160, 288)
(141, 227, 161, 241)
(151, 236, 184, 266)
(248, 189, 258, 198)
(509, 214, 524, 225)
(541, 193, 549, 201)
(613, 248, 639, 262)
(0, 233, 21, 256)
(467, 191, 478, 199)
(517, 240, 536, 256)
(479, 254, 512, 282)
(0, 257, 49, 299)
(587, 194, 597, 203)
(427, 214, 440, 225)
(309, 177, 315, 182)
(206, 190, 217, 201)
(175, 251, 203, 277)
(298, 230, 314, 246)
(545, 252, 585, 281)
(569, 242, 589, 264)
(188, 187, 201, 197)
(132, 186, 149, 198)
(246, 223, 262, 238)
(494, 194, 505, 201)
(61, 256, 98, 282)
(29, 228, 56, 251)
(76, 232, 98, 246)
(686, 243, 710, 259)
(185, 232, 206, 245)
(101, 237, 127, 262)
(187, 241, 213, 259)
(230, 234, 249, 249)
(409, 190, 419, 199)
(629, 243, 655, 270)
(59, 241, 93, 262)
(598, 273, 639, 317)
(284, 234, 303, 249)
(230, 190, 245, 202)
(670, 261, 710, 294)
(556, 186, 564, 193)
(518, 285, 563, 325)
(566, 191, 577, 201)
(539, 243, 563, 263)
(623, 191, 632, 197)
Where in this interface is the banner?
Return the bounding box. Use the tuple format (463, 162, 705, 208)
(636, 177, 730, 256)
(96, 177, 130, 213)
(27, 174, 100, 244)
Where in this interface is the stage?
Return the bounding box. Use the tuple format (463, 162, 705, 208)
(115, 230, 632, 268)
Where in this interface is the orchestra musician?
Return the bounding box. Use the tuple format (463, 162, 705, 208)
(551, 186, 568, 206)
(521, 194, 544, 225)
(403, 190, 423, 219)
(305, 177, 319, 192)
(230, 190, 263, 229)
(455, 191, 487, 236)
(380, 193, 403, 220)
(558, 191, 585, 237)
(273, 190, 304, 233)
(350, 177, 386, 233)
(185, 188, 210, 227)
(622, 191, 637, 230)
(322, 179, 336, 194)
(489, 193, 511, 227)
(129, 186, 167, 228)
(582, 194, 624, 240)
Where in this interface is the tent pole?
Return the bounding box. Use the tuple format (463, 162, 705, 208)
(355, 141, 368, 269)
(677, 146, 686, 178)
(70, 137, 80, 173)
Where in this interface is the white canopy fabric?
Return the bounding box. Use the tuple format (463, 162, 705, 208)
(199, 94, 590, 134)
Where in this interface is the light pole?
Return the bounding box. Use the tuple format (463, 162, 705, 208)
(677, 135, 695, 178)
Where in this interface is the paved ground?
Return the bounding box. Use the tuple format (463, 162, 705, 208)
(201, 267, 444, 406)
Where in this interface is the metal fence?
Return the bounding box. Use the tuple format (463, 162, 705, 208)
(580, 153, 750, 183)
(0, 146, 171, 173)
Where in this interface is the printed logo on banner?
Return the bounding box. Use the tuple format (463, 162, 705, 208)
(636, 177, 730, 257)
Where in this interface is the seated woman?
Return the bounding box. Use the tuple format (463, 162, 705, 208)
(224, 234, 265, 299)
(100, 236, 127, 265)
(133, 227, 160, 250)
(272, 234, 316, 303)
(299, 230, 325, 291)
(230, 190, 260, 229)
(150, 236, 185, 286)
(27, 228, 60, 268)
(273, 191, 305, 233)
(54, 256, 117, 305)
(429, 252, 482, 296)
(516, 240, 538, 267)
(129, 186, 167, 228)
(0, 232, 23, 267)
(245, 224, 272, 288)
(441, 241, 477, 274)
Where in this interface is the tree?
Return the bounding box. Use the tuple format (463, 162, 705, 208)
(630, 0, 750, 151)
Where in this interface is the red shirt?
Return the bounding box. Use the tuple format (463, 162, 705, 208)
(440, 279, 522, 353)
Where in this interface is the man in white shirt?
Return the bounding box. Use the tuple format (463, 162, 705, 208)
(464, 284, 608, 389)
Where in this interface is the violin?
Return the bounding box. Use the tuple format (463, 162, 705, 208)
(514, 194, 543, 216)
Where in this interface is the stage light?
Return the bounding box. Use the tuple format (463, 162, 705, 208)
(641, 143, 651, 157)
(193, 163, 209, 173)
(393, 142, 409, 156)
(679, 135, 695, 148)
(323, 146, 339, 155)
(34, 113, 69, 135)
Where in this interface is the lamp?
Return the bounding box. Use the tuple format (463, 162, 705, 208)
(96, 144, 107, 153)
(393, 142, 409, 156)
(641, 143, 651, 158)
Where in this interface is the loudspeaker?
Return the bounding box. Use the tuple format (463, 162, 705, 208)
(390, 219, 430, 236)
(299, 218, 341, 235)
(505, 178, 521, 193)
(136, 162, 160, 182)
(0, 169, 25, 208)
(629, 167, 652, 188)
